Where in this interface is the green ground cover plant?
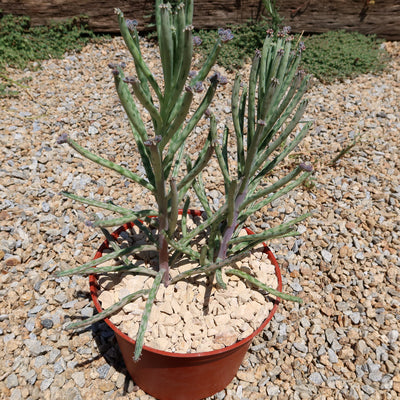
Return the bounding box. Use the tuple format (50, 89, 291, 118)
(300, 30, 388, 83)
(0, 12, 107, 96)
(194, 27, 388, 82)
(193, 22, 269, 70)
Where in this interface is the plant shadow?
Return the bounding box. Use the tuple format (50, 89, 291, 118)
(65, 289, 137, 395)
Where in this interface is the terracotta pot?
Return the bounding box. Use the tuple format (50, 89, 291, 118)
(89, 214, 282, 400)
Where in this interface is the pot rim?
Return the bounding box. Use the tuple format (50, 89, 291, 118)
(89, 212, 282, 359)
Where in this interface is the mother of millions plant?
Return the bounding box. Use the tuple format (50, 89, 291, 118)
(57, 0, 313, 361)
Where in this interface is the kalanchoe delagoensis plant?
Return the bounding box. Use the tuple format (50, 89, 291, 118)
(57, 0, 313, 361)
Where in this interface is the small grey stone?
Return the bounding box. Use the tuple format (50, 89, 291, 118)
(349, 312, 361, 324)
(293, 342, 308, 354)
(62, 300, 78, 309)
(328, 348, 338, 363)
(331, 339, 342, 352)
(3, 333, 15, 343)
(336, 301, 349, 312)
(0, 314, 8, 322)
(361, 384, 375, 395)
(61, 225, 70, 236)
(34, 355, 48, 368)
(42, 368, 55, 379)
(309, 372, 324, 385)
(41, 318, 54, 329)
(317, 346, 326, 356)
(300, 317, 311, 329)
(288, 263, 299, 272)
(24, 370, 37, 385)
(27, 305, 43, 316)
(349, 386, 360, 399)
(388, 329, 399, 344)
(42, 202, 50, 213)
(24, 318, 36, 332)
(369, 370, 383, 382)
(356, 339, 369, 356)
(277, 335, 287, 344)
(54, 292, 68, 303)
(24, 339, 46, 356)
(376, 345, 388, 362)
(274, 313, 285, 323)
(355, 251, 364, 260)
(72, 371, 85, 388)
(356, 365, 365, 378)
(81, 306, 94, 318)
(215, 390, 226, 400)
(367, 359, 380, 373)
(380, 374, 393, 390)
(54, 360, 65, 374)
(40, 378, 53, 391)
(289, 280, 303, 292)
(10, 388, 22, 400)
(6, 373, 19, 389)
(67, 360, 78, 369)
(321, 249, 332, 262)
(279, 323, 287, 336)
(77, 347, 92, 355)
(251, 343, 266, 352)
(267, 385, 280, 396)
(88, 125, 99, 135)
(97, 364, 111, 379)
(33, 280, 44, 292)
(375, 312, 385, 325)
(325, 328, 336, 344)
(48, 348, 61, 363)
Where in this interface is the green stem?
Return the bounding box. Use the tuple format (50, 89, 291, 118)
(225, 269, 302, 303)
(66, 289, 150, 330)
(56, 244, 157, 277)
(61, 191, 133, 215)
(116, 8, 162, 101)
(170, 251, 250, 284)
(134, 270, 163, 361)
(65, 137, 154, 191)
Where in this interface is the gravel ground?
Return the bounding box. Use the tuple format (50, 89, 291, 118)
(0, 35, 399, 400)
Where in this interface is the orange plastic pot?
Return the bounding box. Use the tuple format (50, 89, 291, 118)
(89, 214, 282, 400)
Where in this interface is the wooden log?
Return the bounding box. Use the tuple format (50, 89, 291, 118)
(278, 0, 400, 40)
(0, 0, 399, 40)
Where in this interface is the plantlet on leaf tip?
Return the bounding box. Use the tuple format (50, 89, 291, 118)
(57, 0, 313, 361)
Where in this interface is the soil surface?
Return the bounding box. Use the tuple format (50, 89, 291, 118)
(0, 37, 399, 400)
(97, 225, 278, 354)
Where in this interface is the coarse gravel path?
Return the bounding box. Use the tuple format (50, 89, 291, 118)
(0, 36, 399, 400)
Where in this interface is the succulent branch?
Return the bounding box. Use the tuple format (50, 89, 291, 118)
(57, 244, 157, 277)
(58, 1, 314, 361)
(134, 270, 163, 361)
(66, 289, 150, 330)
(225, 269, 302, 303)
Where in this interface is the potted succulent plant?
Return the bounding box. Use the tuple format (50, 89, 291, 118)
(56, 0, 313, 398)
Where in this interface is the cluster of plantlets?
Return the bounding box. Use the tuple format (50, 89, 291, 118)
(57, 0, 313, 360)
